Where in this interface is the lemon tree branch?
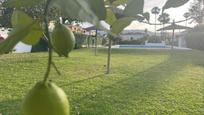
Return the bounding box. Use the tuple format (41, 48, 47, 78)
(43, 0, 52, 83)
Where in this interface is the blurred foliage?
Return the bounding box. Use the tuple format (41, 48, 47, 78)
(31, 38, 48, 52)
(74, 33, 87, 49)
(189, 0, 204, 24)
(119, 37, 147, 45)
(0, 7, 13, 27)
(147, 36, 163, 43)
(185, 24, 204, 50)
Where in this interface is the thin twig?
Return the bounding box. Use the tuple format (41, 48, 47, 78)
(51, 61, 61, 75)
(43, 33, 49, 41)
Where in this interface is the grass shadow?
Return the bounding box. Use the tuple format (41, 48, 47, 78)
(97, 48, 192, 56)
(71, 53, 195, 114)
(60, 74, 105, 87)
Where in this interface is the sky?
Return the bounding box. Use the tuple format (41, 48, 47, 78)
(126, 0, 195, 31)
(81, 0, 196, 32)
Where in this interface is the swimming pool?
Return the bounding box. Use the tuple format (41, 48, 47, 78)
(112, 45, 167, 49)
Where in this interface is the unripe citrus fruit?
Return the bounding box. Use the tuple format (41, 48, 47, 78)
(20, 81, 70, 115)
(51, 23, 75, 57)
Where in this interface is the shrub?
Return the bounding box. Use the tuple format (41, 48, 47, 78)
(74, 33, 87, 49)
(147, 36, 163, 43)
(31, 39, 48, 52)
(185, 25, 204, 51)
(119, 39, 145, 45)
(119, 37, 147, 45)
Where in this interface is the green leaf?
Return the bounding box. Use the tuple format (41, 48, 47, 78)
(105, 9, 117, 25)
(51, 0, 99, 25)
(163, 0, 189, 11)
(0, 22, 38, 54)
(124, 0, 144, 18)
(11, 10, 33, 27)
(3, 0, 42, 8)
(21, 22, 43, 45)
(11, 11, 43, 45)
(143, 12, 150, 22)
(0, 11, 42, 54)
(86, 0, 106, 20)
(111, 17, 135, 35)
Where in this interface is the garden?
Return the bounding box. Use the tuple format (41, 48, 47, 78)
(1, 49, 204, 114)
(1, 0, 204, 115)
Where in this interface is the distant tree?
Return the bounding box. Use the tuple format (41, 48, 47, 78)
(188, 0, 204, 25)
(183, 12, 190, 26)
(151, 7, 160, 36)
(0, 7, 13, 28)
(185, 24, 204, 50)
(144, 28, 148, 41)
(158, 13, 170, 25)
(158, 13, 170, 40)
(0, 1, 45, 28)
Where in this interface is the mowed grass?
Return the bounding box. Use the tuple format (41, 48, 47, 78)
(1, 48, 204, 114)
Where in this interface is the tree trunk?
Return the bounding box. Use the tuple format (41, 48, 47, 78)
(106, 38, 112, 74)
(155, 14, 157, 36)
(94, 29, 98, 56)
(162, 24, 165, 41)
(171, 28, 175, 50)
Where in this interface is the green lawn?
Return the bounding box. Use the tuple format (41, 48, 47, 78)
(1, 49, 204, 114)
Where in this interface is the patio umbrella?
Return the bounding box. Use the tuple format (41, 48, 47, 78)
(157, 23, 192, 31)
(157, 21, 192, 49)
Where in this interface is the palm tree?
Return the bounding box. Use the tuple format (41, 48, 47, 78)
(183, 12, 190, 26)
(151, 7, 160, 36)
(158, 13, 170, 24)
(158, 13, 170, 41)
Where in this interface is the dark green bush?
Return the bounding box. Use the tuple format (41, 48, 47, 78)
(185, 25, 204, 50)
(119, 39, 145, 45)
(147, 36, 163, 43)
(119, 36, 147, 45)
(31, 38, 48, 52)
(74, 33, 87, 49)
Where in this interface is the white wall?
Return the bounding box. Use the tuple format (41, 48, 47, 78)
(14, 42, 32, 53)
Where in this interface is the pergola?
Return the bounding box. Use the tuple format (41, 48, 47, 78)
(157, 22, 192, 49)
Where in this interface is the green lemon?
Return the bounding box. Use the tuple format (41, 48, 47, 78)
(51, 23, 75, 57)
(20, 81, 70, 115)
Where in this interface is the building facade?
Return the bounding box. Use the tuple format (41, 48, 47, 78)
(119, 30, 155, 41)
